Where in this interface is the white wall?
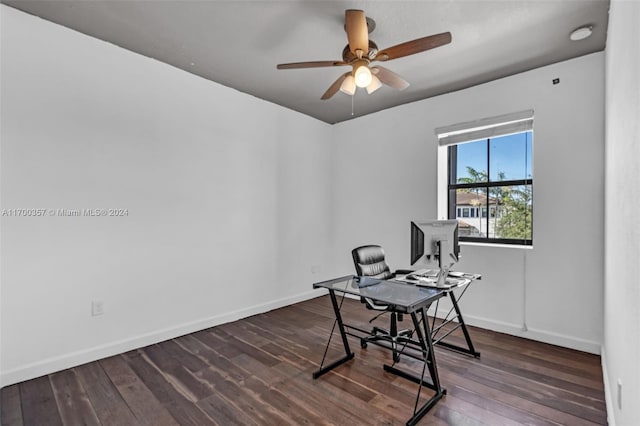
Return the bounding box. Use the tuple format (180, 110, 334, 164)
(604, 1, 640, 425)
(331, 52, 605, 353)
(0, 5, 333, 386)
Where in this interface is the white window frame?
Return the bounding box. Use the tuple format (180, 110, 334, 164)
(436, 110, 534, 246)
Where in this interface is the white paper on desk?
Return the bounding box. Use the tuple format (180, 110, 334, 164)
(445, 277, 465, 286)
(395, 275, 435, 285)
(413, 277, 471, 288)
(411, 277, 440, 288)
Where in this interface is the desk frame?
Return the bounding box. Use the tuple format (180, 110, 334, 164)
(397, 273, 481, 358)
(312, 276, 446, 426)
(430, 285, 481, 358)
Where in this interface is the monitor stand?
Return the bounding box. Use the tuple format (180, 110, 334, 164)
(435, 240, 452, 287)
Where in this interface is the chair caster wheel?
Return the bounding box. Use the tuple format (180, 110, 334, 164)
(360, 340, 368, 348)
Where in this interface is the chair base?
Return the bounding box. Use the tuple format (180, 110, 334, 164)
(361, 327, 413, 362)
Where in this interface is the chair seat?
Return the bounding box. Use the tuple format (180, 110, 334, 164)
(352, 244, 413, 362)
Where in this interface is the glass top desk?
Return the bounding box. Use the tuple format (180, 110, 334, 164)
(316, 275, 444, 312)
(312, 275, 447, 426)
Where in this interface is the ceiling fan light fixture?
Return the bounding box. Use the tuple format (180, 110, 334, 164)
(340, 75, 356, 95)
(354, 63, 372, 88)
(366, 75, 382, 94)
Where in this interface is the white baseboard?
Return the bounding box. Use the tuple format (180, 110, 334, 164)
(600, 346, 616, 426)
(0, 290, 321, 387)
(343, 298, 601, 354)
(433, 309, 601, 355)
(343, 300, 601, 354)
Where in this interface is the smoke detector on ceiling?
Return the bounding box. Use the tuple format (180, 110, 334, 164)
(570, 26, 593, 41)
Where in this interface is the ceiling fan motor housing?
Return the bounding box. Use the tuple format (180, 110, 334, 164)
(342, 41, 378, 62)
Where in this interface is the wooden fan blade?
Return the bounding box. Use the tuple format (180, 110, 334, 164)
(345, 9, 368, 55)
(371, 66, 410, 90)
(375, 32, 452, 62)
(321, 72, 351, 100)
(277, 60, 347, 70)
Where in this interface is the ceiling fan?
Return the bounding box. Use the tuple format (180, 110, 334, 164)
(276, 9, 452, 100)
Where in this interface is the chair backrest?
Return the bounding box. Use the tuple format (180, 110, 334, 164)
(351, 245, 394, 280)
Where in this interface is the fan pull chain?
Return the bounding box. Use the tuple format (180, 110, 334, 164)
(351, 93, 355, 116)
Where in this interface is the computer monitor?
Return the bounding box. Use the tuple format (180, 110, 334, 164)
(410, 220, 460, 274)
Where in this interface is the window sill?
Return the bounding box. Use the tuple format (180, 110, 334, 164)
(460, 241, 533, 250)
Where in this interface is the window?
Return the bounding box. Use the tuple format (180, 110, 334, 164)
(436, 111, 533, 245)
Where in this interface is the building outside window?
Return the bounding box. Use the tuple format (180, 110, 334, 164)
(437, 111, 533, 246)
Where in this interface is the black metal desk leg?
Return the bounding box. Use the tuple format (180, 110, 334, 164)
(416, 307, 444, 396)
(436, 291, 481, 358)
(383, 307, 445, 426)
(312, 289, 354, 379)
(410, 307, 445, 426)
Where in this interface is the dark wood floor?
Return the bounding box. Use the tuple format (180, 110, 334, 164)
(1, 295, 607, 425)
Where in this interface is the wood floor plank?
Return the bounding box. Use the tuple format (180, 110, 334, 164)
(320, 369, 378, 403)
(123, 350, 216, 426)
(160, 339, 208, 373)
(470, 327, 602, 371)
(49, 369, 100, 426)
(186, 335, 254, 383)
(462, 360, 606, 424)
(6, 295, 607, 426)
(432, 402, 487, 426)
(19, 376, 62, 426)
(242, 375, 328, 425)
(275, 368, 399, 425)
(182, 332, 304, 425)
(209, 328, 281, 367)
(447, 385, 560, 426)
(313, 371, 401, 424)
(1, 384, 24, 426)
(195, 391, 259, 426)
(196, 367, 291, 425)
(233, 352, 289, 384)
(219, 320, 273, 348)
(172, 334, 220, 364)
(459, 334, 605, 391)
(141, 344, 212, 401)
(74, 361, 140, 426)
(99, 355, 179, 426)
(368, 392, 416, 424)
(477, 354, 604, 401)
(437, 355, 603, 426)
(190, 330, 242, 359)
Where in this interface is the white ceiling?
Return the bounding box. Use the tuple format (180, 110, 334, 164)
(2, 0, 610, 124)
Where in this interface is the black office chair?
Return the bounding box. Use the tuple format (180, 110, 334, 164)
(351, 245, 413, 361)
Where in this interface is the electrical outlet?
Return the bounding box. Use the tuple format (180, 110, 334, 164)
(91, 300, 104, 316)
